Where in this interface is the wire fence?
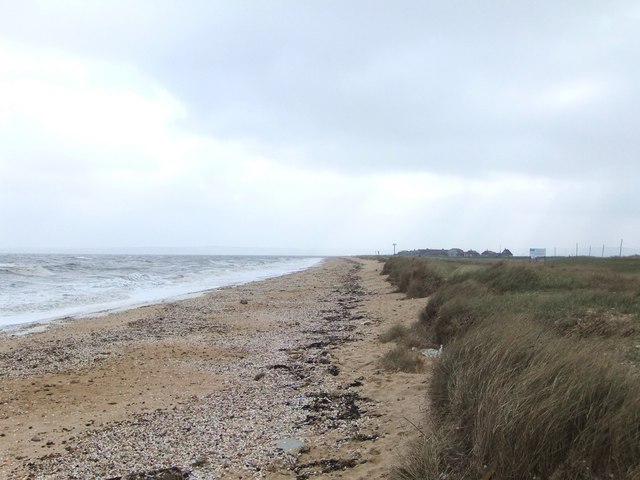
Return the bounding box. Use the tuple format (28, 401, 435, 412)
(511, 244, 640, 258)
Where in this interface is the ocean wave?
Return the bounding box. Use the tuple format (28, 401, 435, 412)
(0, 254, 323, 328)
(0, 265, 54, 277)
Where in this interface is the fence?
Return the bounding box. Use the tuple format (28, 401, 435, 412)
(512, 244, 640, 258)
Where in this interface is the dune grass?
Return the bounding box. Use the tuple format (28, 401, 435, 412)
(378, 323, 409, 343)
(381, 256, 640, 479)
(380, 344, 425, 373)
(382, 257, 445, 298)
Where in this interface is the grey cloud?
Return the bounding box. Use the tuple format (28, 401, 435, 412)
(2, 1, 640, 180)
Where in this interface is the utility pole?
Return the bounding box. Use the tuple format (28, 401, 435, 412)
(393, 243, 397, 255)
(620, 239, 623, 257)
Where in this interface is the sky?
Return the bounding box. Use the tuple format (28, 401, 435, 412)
(1, 1, 639, 256)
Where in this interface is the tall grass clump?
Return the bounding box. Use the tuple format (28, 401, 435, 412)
(381, 257, 444, 298)
(390, 428, 459, 480)
(428, 319, 640, 479)
(381, 344, 424, 373)
(379, 320, 435, 350)
(418, 280, 491, 344)
(378, 323, 408, 343)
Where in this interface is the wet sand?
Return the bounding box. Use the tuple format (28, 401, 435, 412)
(0, 258, 431, 479)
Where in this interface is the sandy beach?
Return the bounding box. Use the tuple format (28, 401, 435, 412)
(0, 258, 431, 479)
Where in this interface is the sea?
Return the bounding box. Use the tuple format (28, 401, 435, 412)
(0, 254, 323, 329)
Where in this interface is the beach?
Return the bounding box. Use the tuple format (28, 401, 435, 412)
(0, 258, 430, 479)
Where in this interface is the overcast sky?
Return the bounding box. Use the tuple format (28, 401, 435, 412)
(1, 1, 639, 256)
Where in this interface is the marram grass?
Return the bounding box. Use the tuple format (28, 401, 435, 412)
(382, 256, 640, 479)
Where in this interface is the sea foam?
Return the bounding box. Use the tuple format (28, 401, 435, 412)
(0, 254, 323, 328)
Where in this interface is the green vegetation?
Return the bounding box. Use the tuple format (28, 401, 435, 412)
(381, 256, 445, 298)
(382, 256, 640, 479)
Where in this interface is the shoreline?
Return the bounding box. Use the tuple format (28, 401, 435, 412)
(0, 257, 326, 332)
(0, 257, 430, 479)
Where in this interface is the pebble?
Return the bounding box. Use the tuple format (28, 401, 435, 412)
(7, 260, 376, 479)
(275, 438, 305, 452)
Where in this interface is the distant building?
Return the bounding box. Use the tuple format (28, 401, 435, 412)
(398, 247, 509, 259)
(398, 248, 448, 258)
